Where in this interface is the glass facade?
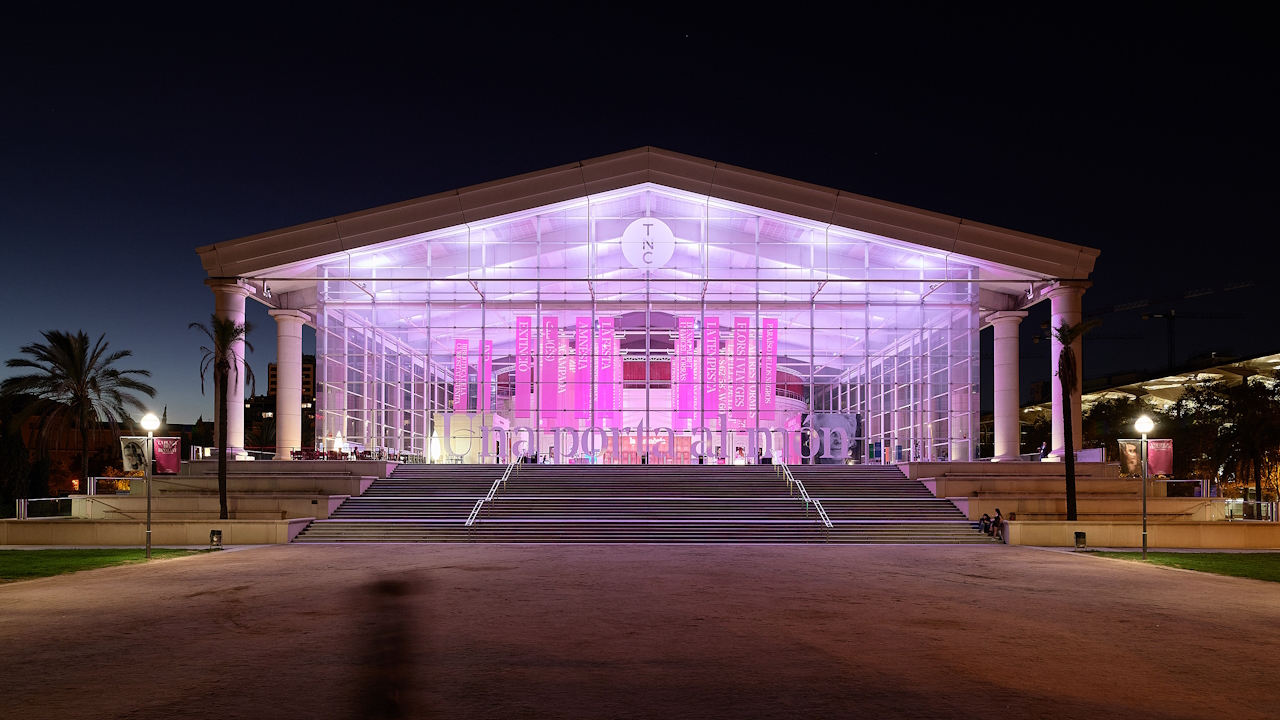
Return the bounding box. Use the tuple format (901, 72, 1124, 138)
(308, 183, 1026, 464)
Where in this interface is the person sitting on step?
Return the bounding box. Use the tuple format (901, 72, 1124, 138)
(988, 508, 1004, 540)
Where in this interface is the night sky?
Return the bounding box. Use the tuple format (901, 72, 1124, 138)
(2, 6, 1274, 423)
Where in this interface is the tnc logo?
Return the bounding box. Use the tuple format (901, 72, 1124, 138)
(620, 217, 676, 270)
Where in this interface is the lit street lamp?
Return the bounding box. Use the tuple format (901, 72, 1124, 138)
(141, 413, 160, 559)
(1135, 415, 1154, 559)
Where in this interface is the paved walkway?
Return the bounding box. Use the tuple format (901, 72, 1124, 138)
(2, 544, 1277, 719)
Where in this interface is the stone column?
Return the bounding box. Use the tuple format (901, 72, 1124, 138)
(206, 280, 250, 457)
(989, 311, 1027, 461)
(269, 310, 309, 460)
(1047, 282, 1090, 459)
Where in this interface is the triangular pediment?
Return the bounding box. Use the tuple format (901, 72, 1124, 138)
(197, 147, 1099, 289)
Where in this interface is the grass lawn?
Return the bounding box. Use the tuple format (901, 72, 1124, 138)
(1094, 552, 1280, 583)
(0, 549, 209, 584)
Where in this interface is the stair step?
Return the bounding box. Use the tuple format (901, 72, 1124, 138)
(291, 463, 997, 545)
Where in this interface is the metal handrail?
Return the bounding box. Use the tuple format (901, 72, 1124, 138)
(466, 459, 520, 528)
(778, 462, 833, 529)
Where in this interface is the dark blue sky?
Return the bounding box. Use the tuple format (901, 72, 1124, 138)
(1, 6, 1274, 422)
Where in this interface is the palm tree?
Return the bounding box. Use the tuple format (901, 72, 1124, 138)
(1053, 319, 1100, 521)
(1, 331, 155, 493)
(191, 315, 254, 520)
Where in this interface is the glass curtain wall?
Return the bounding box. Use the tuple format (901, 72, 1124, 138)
(314, 184, 988, 463)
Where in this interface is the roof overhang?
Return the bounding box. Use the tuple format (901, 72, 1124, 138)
(196, 146, 1100, 282)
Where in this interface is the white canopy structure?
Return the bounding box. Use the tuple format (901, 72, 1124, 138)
(197, 147, 1098, 464)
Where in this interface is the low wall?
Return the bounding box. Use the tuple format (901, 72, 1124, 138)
(1007, 521, 1280, 549)
(71, 495, 349, 521)
(898, 461, 1118, 482)
(135, 475, 376, 497)
(925, 476, 1156, 498)
(180, 459, 396, 478)
(0, 518, 313, 545)
(961, 496, 1218, 522)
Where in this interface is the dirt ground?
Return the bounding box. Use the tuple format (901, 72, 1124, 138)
(1, 544, 1277, 719)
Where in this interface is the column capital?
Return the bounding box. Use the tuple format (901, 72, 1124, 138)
(987, 310, 1028, 326)
(268, 309, 311, 324)
(205, 278, 251, 297)
(1044, 280, 1091, 300)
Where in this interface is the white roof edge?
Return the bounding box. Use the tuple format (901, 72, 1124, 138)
(197, 146, 1100, 280)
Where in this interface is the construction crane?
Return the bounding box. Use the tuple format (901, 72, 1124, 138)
(1074, 281, 1253, 370)
(1141, 310, 1246, 371)
(1083, 281, 1253, 318)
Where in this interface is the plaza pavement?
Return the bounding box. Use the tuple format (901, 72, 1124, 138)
(1, 543, 1277, 719)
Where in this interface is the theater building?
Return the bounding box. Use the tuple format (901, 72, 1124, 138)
(196, 148, 1098, 465)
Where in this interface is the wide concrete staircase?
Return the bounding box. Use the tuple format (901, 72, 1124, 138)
(294, 462, 995, 544)
(791, 465, 994, 543)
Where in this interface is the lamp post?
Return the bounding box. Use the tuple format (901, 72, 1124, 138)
(141, 413, 160, 559)
(1135, 415, 1154, 559)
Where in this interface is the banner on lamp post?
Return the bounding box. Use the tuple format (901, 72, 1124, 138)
(121, 437, 148, 474)
(153, 437, 181, 474)
(1118, 438, 1174, 477)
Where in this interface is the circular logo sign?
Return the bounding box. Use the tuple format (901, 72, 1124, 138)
(621, 217, 676, 270)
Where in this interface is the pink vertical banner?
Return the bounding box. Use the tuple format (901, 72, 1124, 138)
(596, 317, 616, 428)
(732, 317, 750, 419)
(702, 318, 719, 430)
(575, 317, 592, 419)
(539, 316, 558, 427)
(557, 336, 571, 427)
(452, 339, 468, 412)
(153, 437, 181, 474)
(759, 318, 778, 420)
(515, 316, 532, 418)
(614, 344, 623, 429)
(677, 317, 696, 429)
(685, 318, 699, 423)
(478, 340, 493, 412)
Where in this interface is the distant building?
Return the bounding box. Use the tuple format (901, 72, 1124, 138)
(268, 354, 315, 398)
(246, 354, 317, 452)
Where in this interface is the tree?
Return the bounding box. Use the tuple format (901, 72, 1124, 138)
(1154, 391, 1221, 481)
(245, 416, 275, 452)
(1209, 375, 1280, 517)
(1082, 396, 1147, 455)
(1053, 319, 1100, 521)
(1, 331, 155, 494)
(191, 315, 254, 520)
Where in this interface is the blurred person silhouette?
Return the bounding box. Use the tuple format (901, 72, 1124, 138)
(355, 577, 428, 719)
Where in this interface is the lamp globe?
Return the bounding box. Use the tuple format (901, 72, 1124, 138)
(141, 413, 161, 432)
(1134, 416, 1154, 435)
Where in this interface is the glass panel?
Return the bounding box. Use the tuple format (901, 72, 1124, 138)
(310, 184, 987, 464)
